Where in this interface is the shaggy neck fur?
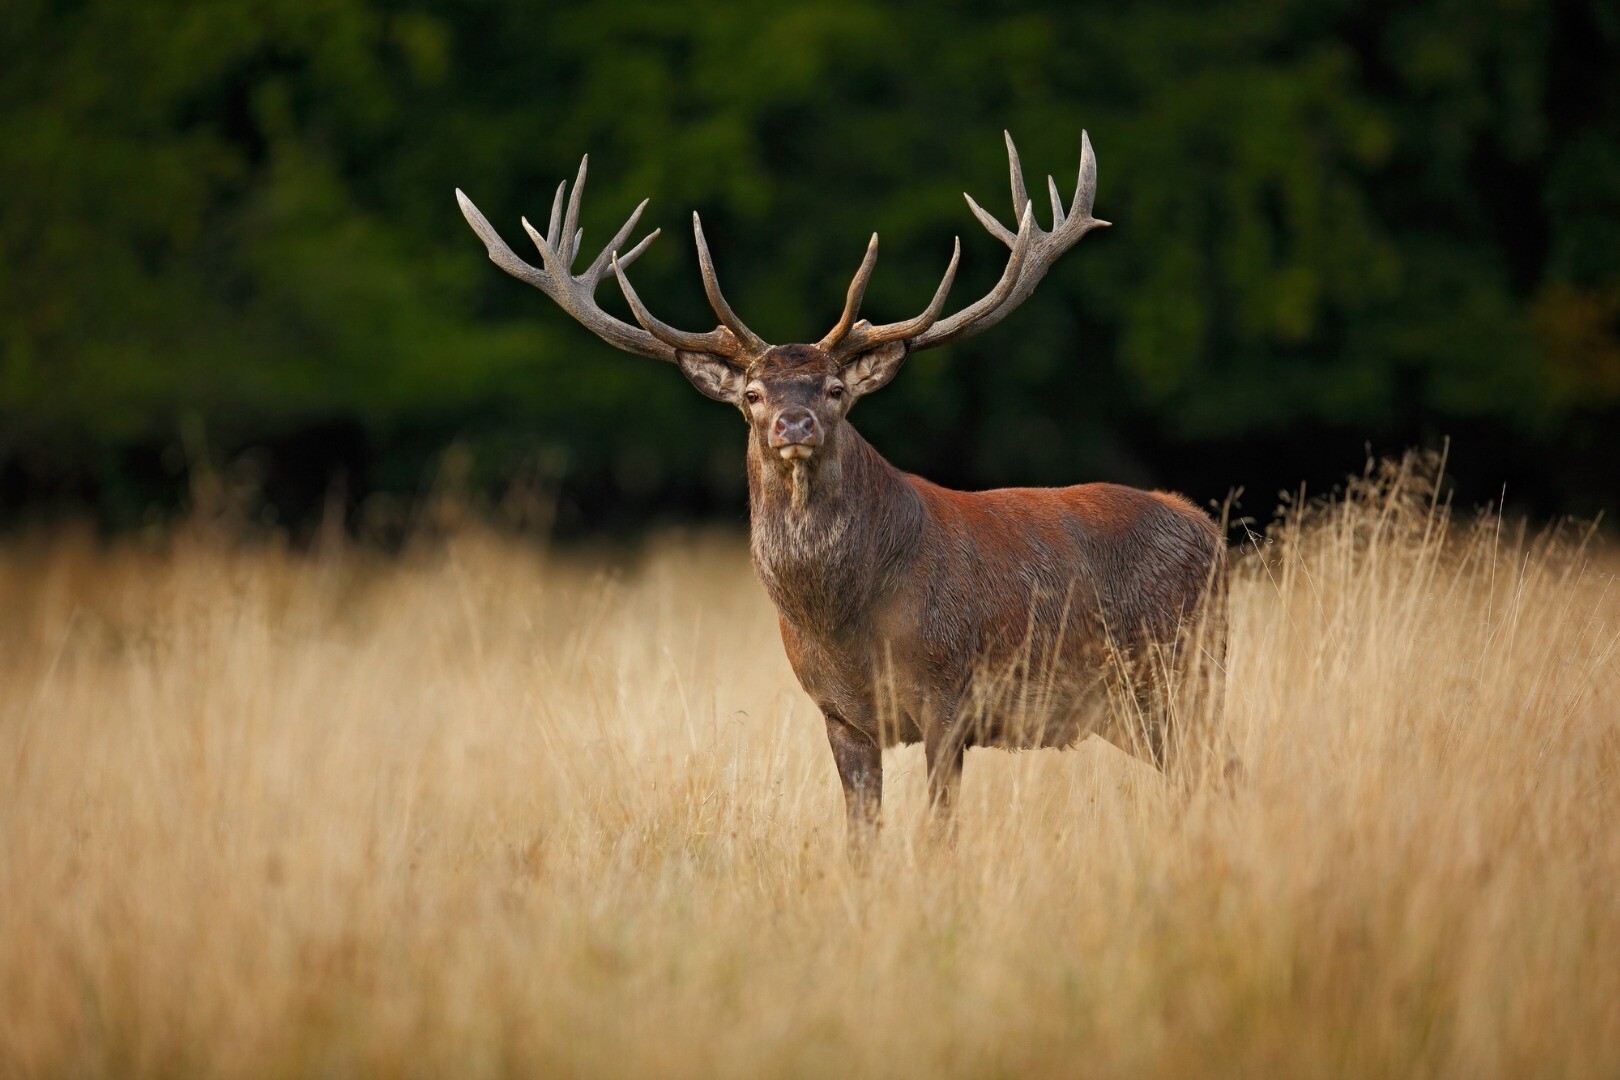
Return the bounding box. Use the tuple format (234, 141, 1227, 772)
(746, 425, 925, 639)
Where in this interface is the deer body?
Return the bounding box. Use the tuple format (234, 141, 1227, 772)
(747, 399, 1224, 836)
(457, 129, 1234, 852)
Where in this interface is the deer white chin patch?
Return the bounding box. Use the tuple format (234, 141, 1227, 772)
(778, 445, 815, 461)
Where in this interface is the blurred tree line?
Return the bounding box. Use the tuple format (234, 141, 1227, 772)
(2, 0, 1617, 534)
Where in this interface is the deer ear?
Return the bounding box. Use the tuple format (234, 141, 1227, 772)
(842, 340, 909, 400)
(676, 350, 747, 404)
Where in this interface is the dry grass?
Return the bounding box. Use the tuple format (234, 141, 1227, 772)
(2, 457, 1618, 1078)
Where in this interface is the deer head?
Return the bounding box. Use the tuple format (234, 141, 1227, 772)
(455, 132, 1109, 502)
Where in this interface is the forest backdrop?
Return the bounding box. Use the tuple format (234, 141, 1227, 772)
(3, 0, 1618, 534)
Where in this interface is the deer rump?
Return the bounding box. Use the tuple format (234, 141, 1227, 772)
(761, 476, 1225, 754)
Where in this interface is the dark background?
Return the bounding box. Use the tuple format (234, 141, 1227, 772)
(3, 0, 1617, 538)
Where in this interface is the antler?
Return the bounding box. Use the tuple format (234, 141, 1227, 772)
(817, 131, 1108, 361)
(462, 134, 1102, 369)
(456, 156, 674, 361)
(909, 131, 1109, 352)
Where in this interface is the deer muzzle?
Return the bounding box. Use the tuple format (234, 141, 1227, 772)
(770, 408, 822, 460)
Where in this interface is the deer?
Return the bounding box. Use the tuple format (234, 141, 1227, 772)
(457, 130, 1236, 856)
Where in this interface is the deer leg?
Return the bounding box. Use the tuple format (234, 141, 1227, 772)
(923, 713, 965, 847)
(825, 715, 882, 861)
(1104, 677, 1244, 795)
(1217, 741, 1246, 794)
(1096, 673, 1181, 784)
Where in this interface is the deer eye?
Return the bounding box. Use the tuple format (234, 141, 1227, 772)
(744, 390, 761, 404)
(827, 384, 845, 400)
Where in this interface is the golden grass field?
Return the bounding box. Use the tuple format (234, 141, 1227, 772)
(2, 456, 1618, 1078)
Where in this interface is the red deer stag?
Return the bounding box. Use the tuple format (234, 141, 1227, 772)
(457, 131, 1234, 854)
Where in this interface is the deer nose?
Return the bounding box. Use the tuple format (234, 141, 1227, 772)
(770, 408, 821, 448)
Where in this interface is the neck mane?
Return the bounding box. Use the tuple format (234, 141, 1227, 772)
(745, 424, 924, 638)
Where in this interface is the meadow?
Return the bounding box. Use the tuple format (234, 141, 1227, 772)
(2, 455, 1617, 1078)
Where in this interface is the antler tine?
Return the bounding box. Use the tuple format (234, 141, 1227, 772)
(520, 215, 549, 262)
(831, 236, 962, 360)
(460, 189, 547, 289)
(561, 156, 588, 267)
(1074, 130, 1105, 225)
(456, 172, 675, 362)
(613, 225, 659, 271)
(964, 192, 1017, 248)
(546, 180, 566, 250)
(1047, 175, 1065, 228)
(817, 233, 880, 352)
(581, 197, 649, 285)
(1005, 130, 1031, 223)
(612, 254, 740, 357)
(691, 214, 767, 354)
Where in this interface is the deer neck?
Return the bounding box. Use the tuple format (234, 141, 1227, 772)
(746, 425, 923, 637)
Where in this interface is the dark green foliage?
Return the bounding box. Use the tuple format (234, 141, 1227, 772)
(2, 0, 1616, 529)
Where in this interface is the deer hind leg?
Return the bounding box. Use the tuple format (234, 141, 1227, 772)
(922, 704, 966, 848)
(1095, 681, 1174, 776)
(1100, 642, 1240, 794)
(1162, 629, 1246, 795)
(824, 714, 882, 863)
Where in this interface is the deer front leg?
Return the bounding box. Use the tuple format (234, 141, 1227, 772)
(825, 714, 882, 862)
